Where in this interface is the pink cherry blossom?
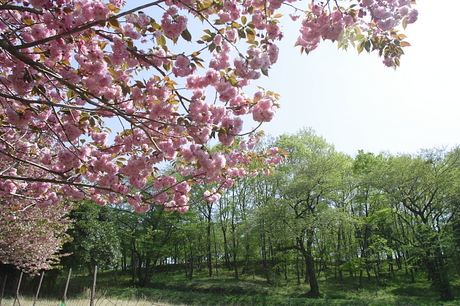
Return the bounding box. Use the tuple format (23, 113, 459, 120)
(0, 0, 417, 273)
(204, 188, 221, 202)
(252, 98, 277, 122)
(162, 7, 188, 39)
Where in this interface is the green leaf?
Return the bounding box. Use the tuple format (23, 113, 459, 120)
(23, 19, 35, 25)
(364, 40, 371, 52)
(231, 21, 241, 29)
(157, 35, 166, 46)
(354, 34, 365, 42)
(181, 28, 192, 42)
(238, 29, 246, 39)
(357, 41, 364, 54)
(208, 43, 216, 53)
(108, 18, 121, 30)
(106, 3, 122, 13)
(228, 77, 238, 86)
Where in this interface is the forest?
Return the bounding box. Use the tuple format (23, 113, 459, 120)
(39, 128, 459, 303)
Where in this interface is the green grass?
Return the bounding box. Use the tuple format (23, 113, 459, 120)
(99, 268, 460, 305)
(0, 297, 176, 306)
(12, 267, 460, 306)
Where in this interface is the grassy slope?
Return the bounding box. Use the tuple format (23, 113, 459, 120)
(49, 267, 460, 306)
(10, 268, 460, 306)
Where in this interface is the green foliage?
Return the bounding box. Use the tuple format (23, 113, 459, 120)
(60, 129, 460, 301)
(61, 200, 121, 273)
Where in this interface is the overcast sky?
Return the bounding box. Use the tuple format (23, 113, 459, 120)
(255, 0, 460, 156)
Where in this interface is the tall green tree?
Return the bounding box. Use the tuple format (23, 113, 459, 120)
(351, 151, 392, 284)
(115, 205, 180, 286)
(267, 128, 351, 297)
(62, 200, 121, 274)
(368, 149, 460, 301)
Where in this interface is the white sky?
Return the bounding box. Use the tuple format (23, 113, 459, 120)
(255, 0, 460, 156)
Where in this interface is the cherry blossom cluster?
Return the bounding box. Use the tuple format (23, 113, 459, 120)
(361, 0, 418, 31)
(295, 0, 417, 66)
(297, 9, 354, 51)
(0, 0, 416, 271)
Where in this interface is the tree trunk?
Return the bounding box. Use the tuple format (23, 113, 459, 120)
(139, 256, 152, 287)
(305, 248, 320, 297)
(213, 227, 219, 276)
(187, 237, 194, 280)
(425, 255, 454, 301)
(284, 259, 288, 280)
(206, 222, 213, 277)
(221, 226, 232, 270)
(261, 224, 271, 284)
(232, 229, 239, 280)
(296, 254, 301, 285)
(301, 235, 321, 298)
(241, 241, 250, 275)
(233, 253, 239, 280)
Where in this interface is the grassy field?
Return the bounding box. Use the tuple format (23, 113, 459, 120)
(4, 268, 460, 306)
(0, 298, 175, 306)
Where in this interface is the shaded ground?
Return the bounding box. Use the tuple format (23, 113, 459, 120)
(4, 268, 460, 306)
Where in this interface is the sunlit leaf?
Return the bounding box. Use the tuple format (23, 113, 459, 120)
(106, 3, 121, 13)
(357, 41, 364, 54)
(23, 19, 34, 25)
(157, 35, 166, 46)
(354, 34, 365, 42)
(231, 21, 241, 28)
(108, 18, 121, 30)
(228, 77, 238, 86)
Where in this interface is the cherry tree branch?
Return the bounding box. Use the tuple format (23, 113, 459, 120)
(0, 4, 43, 14)
(12, 0, 168, 50)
